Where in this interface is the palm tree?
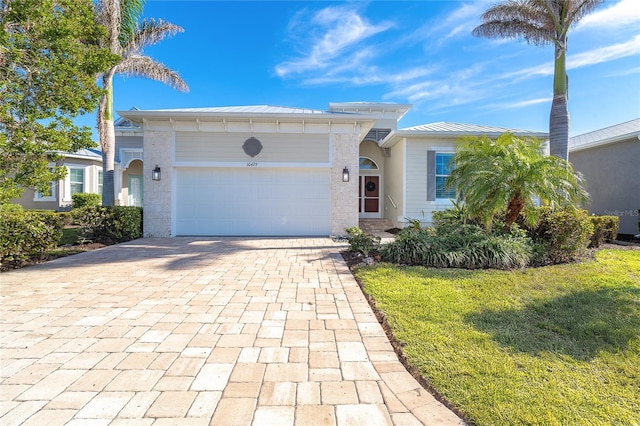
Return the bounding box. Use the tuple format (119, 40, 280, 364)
(446, 132, 587, 230)
(95, 0, 188, 206)
(472, 0, 603, 161)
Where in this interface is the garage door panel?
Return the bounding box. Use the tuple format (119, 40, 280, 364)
(176, 168, 330, 236)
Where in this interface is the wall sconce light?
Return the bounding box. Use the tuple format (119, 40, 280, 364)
(342, 167, 350, 182)
(152, 165, 161, 181)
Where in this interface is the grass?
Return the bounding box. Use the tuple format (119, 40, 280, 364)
(354, 249, 640, 425)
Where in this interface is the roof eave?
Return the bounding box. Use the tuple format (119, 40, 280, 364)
(379, 129, 548, 148)
(570, 131, 640, 152)
(117, 109, 377, 124)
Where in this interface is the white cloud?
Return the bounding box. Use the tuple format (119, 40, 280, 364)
(576, 0, 640, 30)
(275, 6, 392, 78)
(491, 97, 552, 110)
(568, 35, 640, 69)
(500, 35, 640, 80)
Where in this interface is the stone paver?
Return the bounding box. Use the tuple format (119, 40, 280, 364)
(0, 237, 465, 425)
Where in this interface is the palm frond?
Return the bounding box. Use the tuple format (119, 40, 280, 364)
(117, 55, 189, 92)
(119, 0, 145, 48)
(123, 18, 184, 54)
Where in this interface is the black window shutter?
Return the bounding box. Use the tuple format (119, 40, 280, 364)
(427, 150, 436, 201)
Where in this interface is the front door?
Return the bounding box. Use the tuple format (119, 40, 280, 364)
(359, 175, 381, 218)
(128, 175, 143, 207)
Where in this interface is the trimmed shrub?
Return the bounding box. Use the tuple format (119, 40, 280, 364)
(529, 206, 593, 264)
(381, 220, 533, 270)
(0, 210, 64, 266)
(346, 226, 380, 256)
(589, 215, 619, 248)
(72, 193, 101, 209)
(0, 203, 24, 212)
(72, 206, 142, 244)
(57, 211, 74, 226)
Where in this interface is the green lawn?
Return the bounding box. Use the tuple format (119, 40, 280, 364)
(354, 249, 640, 425)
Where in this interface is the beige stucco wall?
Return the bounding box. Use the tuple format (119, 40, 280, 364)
(383, 139, 405, 228)
(331, 133, 360, 236)
(143, 130, 172, 237)
(570, 138, 640, 235)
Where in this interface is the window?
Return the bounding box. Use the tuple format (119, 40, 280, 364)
(98, 170, 103, 195)
(359, 157, 379, 170)
(69, 168, 84, 194)
(435, 153, 456, 199)
(35, 181, 57, 200)
(35, 168, 57, 201)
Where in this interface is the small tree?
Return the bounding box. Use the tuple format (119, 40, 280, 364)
(446, 133, 587, 230)
(0, 0, 118, 203)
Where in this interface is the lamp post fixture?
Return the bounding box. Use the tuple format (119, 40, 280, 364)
(152, 165, 161, 181)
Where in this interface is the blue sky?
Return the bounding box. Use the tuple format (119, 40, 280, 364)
(79, 0, 640, 138)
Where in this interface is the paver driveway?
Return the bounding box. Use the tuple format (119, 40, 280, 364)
(1, 237, 464, 425)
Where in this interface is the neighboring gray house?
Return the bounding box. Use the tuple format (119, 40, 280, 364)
(116, 102, 548, 237)
(569, 118, 640, 235)
(12, 148, 103, 211)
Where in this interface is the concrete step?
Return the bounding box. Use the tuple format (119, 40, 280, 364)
(358, 219, 395, 234)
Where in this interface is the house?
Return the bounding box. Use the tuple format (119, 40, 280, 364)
(569, 118, 640, 236)
(115, 102, 547, 237)
(12, 148, 103, 211)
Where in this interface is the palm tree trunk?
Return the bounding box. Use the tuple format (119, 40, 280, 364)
(549, 43, 569, 161)
(505, 193, 525, 230)
(98, 72, 116, 206)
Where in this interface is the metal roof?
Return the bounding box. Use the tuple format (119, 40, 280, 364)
(379, 121, 547, 148)
(400, 122, 545, 135)
(569, 118, 640, 151)
(140, 105, 341, 115)
(54, 148, 103, 161)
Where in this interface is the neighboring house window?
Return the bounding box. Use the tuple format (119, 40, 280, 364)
(35, 181, 57, 201)
(69, 168, 84, 194)
(98, 170, 103, 195)
(435, 153, 455, 199)
(35, 168, 57, 201)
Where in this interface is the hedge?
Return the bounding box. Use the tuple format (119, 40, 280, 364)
(72, 206, 142, 244)
(529, 206, 594, 264)
(589, 215, 619, 248)
(72, 193, 101, 209)
(0, 210, 64, 266)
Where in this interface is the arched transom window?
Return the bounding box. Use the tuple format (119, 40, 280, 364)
(359, 157, 379, 170)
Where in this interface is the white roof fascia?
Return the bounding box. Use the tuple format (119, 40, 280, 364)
(379, 128, 548, 148)
(328, 102, 412, 121)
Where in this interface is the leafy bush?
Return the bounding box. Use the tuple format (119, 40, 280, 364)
(0, 210, 64, 266)
(346, 226, 381, 257)
(589, 215, 619, 248)
(72, 193, 101, 209)
(528, 206, 593, 264)
(381, 218, 532, 270)
(72, 206, 142, 244)
(0, 203, 24, 212)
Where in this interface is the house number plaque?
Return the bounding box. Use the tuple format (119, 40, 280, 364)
(242, 137, 263, 157)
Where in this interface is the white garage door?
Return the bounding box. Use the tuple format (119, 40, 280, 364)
(175, 168, 331, 236)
